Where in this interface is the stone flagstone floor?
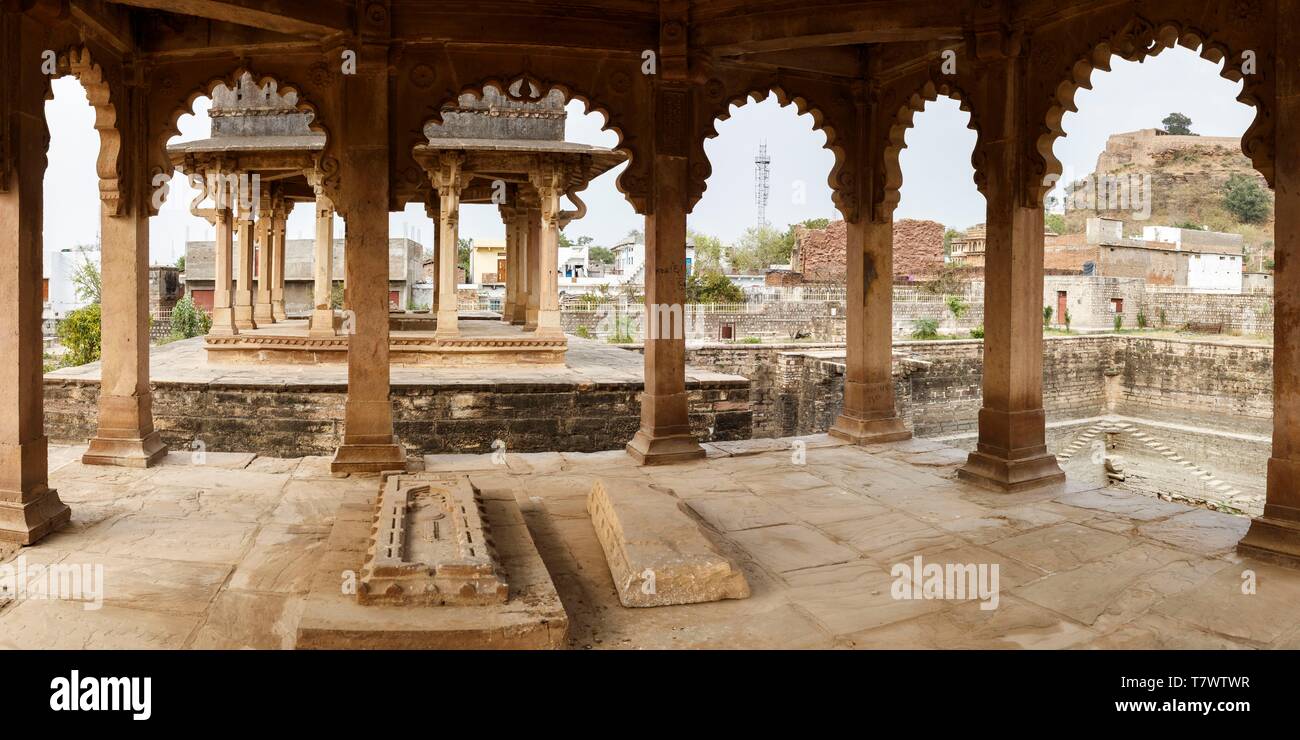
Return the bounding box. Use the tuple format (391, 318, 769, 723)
(2, 435, 1297, 649)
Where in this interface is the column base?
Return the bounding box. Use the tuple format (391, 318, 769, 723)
(254, 303, 275, 324)
(1236, 457, 1300, 567)
(272, 300, 287, 322)
(330, 436, 407, 474)
(209, 307, 238, 336)
(957, 449, 1065, 492)
(626, 429, 706, 466)
(502, 301, 515, 321)
(0, 486, 70, 546)
(829, 414, 912, 445)
(435, 309, 459, 339)
(308, 309, 337, 337)
(82, 431, 167, 469)
(234, 303, 256, 330)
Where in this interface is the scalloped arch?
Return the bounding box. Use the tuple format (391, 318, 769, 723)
(1036, 18, 1270, 206)
(412, 75, 636, 207)
(697, 86, 845, 217)
(153, 67, 329, 212)
(48, 46, 122, 214)
(878, 79, 980, 220)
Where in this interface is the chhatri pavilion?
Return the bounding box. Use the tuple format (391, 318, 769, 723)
(168, 75, 624, 366)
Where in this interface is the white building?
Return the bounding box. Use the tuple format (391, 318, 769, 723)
(43, 246, 101, 333)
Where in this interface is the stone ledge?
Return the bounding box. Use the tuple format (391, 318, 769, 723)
(587, 478, 750, 607)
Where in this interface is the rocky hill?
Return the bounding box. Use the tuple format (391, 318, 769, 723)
(1060, 128, 1274, 267)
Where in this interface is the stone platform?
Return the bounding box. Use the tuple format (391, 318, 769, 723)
(44, 333, 751, 457)
(296, 473, 566, 649)
(7, 436, 1299, 649)
(204, 318, 567, 366)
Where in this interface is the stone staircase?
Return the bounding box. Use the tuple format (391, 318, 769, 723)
(1057, 418, 1262, 515)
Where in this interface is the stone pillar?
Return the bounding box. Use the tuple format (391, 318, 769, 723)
(206, 182, 239, 335)
(832, 218, 910, 443)
(956, 49, 1063, 491)
(253, 192, 275, 324)
(430, 154, 465, 340)
(513, 208, 530, 325)
(501, 206, 517, 321)
(83, 173, 167, 467)
(233, 195, 257, 330)
(425, 200, 440, 310)
(626, 85, 704, 465)
(0, 16, 70, 543)
(525, 205, 542, 329)
(308, 190, 336, 336)
(330, 46, 405, 474)
(271, 197, 288, 321)
(1239, 9, 1300, 564)
(530, 169, 563, 337)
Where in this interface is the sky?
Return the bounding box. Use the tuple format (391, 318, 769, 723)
(41, 46, 1257, 265)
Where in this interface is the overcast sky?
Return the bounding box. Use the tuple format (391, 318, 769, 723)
(41, 46, 1256, 265)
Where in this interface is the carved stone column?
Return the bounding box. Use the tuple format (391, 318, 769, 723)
(513, 203, 530, 325)
(626, 82, 704, 465)
(500, 205, 518, 321)
(430, 153, 465, 340)
(0, 13, 70, 543)
(329, 46, 405, 474)
(832, 84, 909, 444)
(957, 43, 1064, 491)
(83, 75, 167, 468)
(233, 191, 257, 330)
(270, 194, 288, 321)
(204, 173, 239, 336)
(1239, 8, 1300, 564)
(308, 183, 336, 337)
(524, 196, 542, 330)
(253, 190, 275, 324)
(530, 167, 564, 337)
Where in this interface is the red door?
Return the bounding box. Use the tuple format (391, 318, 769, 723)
(1056, 291, 1067, 325)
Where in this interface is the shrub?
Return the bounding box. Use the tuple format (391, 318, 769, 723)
(1114, 314, 1124, 332)
(575, 325, 593, 339)
(57, 303, 102, 368)
(1136, 309, 1148, 329)
(1042, 306, 1054, 327)
(169, 295, 212, 340)
(1064, 309, 1072, 331)
(970, 325, 984, 339)
(911, 317, 940, 340)
(1158, 308, 1167, 327)
(1223, 173, 1272, 224)
(946, 295, 968, 320)
(739, 336, 762, 344)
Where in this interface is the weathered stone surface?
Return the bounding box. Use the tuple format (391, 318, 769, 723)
(358, 474, 508, 607)
(587, 478, 750, 607)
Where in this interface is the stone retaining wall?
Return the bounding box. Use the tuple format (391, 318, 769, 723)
(44, 378, 751, 457)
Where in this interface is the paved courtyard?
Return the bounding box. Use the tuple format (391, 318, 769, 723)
(2, 435, 1296, 649)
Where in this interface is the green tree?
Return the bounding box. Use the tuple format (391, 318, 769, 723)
(625, 228, 644, 243)
(686, 270, 744, 304)
(71, 255, 102, 303)
(729, 224, 790, 272)
(1162, 112, 1193, 135)
(168, 295, 212, 340)
(588, 246, 615, 264)
(57, 303, 102, 367)
(1044, 213, 1067, 235)
(175, 254, 186, 272)
(1222, 173, 1271, 224)
(911, 317, 939, 340)
(457, 237, 473, 274)
(689, 230, 726, 273)
(943, 228, 961, 255)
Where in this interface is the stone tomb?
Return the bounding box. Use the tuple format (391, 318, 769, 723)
(296, 472, 566, 649)
(588, 478, 750, 607)
(358, 475, 509, 606)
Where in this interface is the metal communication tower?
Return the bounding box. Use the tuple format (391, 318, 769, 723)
(754, 141, 770, 228)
